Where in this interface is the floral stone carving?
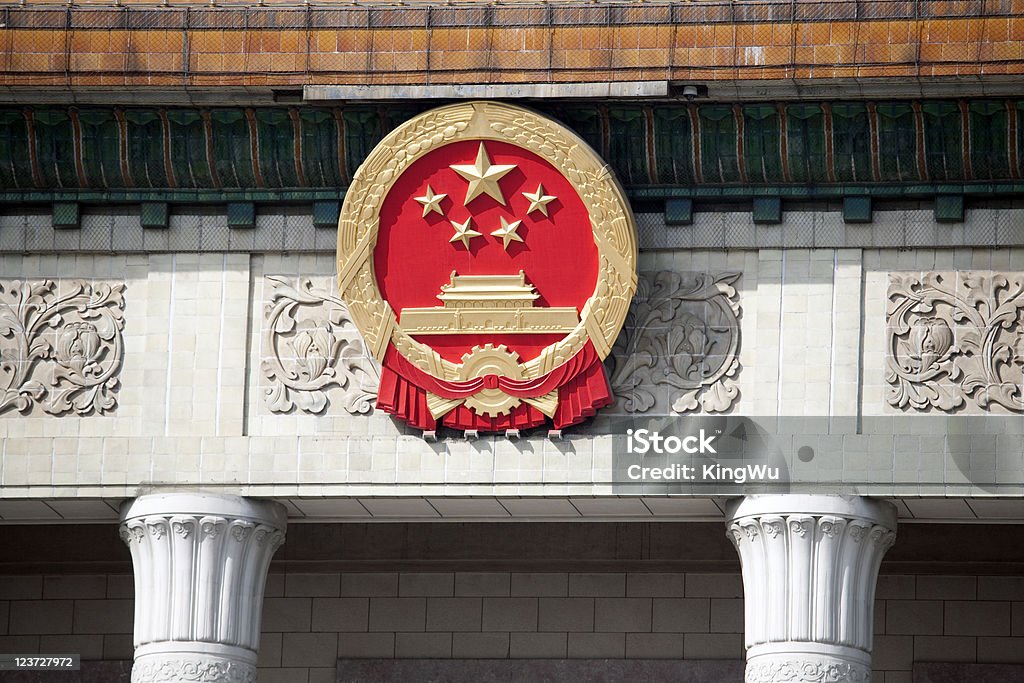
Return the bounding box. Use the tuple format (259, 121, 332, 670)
(887, 271, 1024, 412)
(130, 656, 256, 683)
(261, 276, 380, 415)
(0, 279, 125, 416)
(607, 271, 741, 414)
(744, 658, 870, 683)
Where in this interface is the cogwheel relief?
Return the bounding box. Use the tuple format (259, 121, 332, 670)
(458, 343, 525, 417)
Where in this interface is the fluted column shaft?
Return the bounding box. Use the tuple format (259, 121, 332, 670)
(725, 495, 897, 683)
(120, 493, 287, 683)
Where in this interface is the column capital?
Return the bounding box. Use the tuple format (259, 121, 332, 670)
(725, 495, 897, 683)
(724, 494, 898, 529)
(120, 492, 287, 683)
(120, 492, 288, 529)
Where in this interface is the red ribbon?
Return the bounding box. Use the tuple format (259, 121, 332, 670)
(376, 341, 612, 431)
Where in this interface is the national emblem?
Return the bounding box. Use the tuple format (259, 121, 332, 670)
(336, 101, 638, 433)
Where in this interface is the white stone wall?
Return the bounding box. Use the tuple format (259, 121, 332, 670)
(1, 570, 1021, 683)
(4, 214, 1024, 497)
(4, 243, 1024, 434)
(0, 252, 251, 441)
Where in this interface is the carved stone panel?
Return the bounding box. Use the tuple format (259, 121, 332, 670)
(887, 271, 1024, 413)
(261, 276, 381, 415)
(606, 270, 741, 414)
(261, 272, 742, 419)
(0, 279, 126, 416)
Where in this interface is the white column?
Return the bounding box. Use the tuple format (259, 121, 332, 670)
(725, 495, 897, 683)
(119, 493, 287, 683)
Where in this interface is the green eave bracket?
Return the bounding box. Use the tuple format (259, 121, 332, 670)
(752, 197, 782, 224)
(665, 198, 693, 226)
(52, 202, 79, 229)
(227, 202, 256, 229)
(313, 200, 341, 229)
(934, 195, 965, 223)
(843, 196, 872, 224)
(140, 203, 169, 229)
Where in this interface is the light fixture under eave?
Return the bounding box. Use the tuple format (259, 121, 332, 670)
(671, 83, 709, 101)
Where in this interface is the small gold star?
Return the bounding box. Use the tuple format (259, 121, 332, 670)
(522, 183, 557, 216)
(449, 217, 482, 249)
(450, 143, 517, 206)
(414, 185, 447, 217)
(491, 216, 524, 250)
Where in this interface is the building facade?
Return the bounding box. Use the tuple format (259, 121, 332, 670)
(1, 1, 1024, 682)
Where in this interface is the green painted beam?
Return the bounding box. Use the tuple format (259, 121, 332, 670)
(0, 189, 345, 204)
(0, 182, 1021, 208)
(3, 101, 1023, 195)
(623, 181, 1024, 202)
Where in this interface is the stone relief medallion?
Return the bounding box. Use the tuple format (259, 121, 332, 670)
(261, 276, 380, 415)
(607, 270, 741, 414)
(0, 279, 125, 416)
(336, 101, 638, 432)
(887, 271, 1024, 412)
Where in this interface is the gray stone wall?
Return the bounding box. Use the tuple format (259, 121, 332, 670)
(1, 570, 1021, 683)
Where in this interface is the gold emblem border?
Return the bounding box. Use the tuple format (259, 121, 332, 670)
(336, 101, 638, 382)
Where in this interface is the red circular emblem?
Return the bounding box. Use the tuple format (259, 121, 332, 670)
(337, 102, 637, 433)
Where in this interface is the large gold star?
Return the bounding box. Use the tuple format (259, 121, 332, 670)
(414, 185, 447, 217)
(491, 216, 524, 250)
(522, 183, 557, 217)
(449, 217, 482, 249)
(450, 143, 517, 206)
